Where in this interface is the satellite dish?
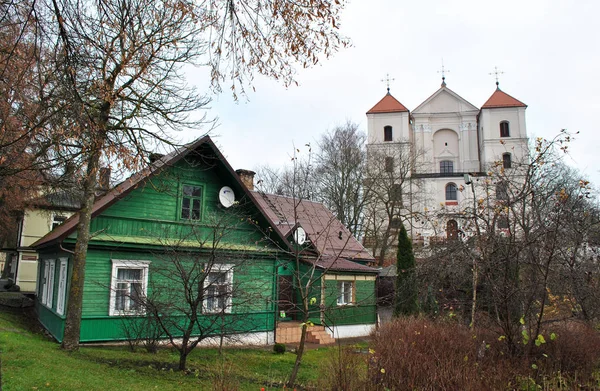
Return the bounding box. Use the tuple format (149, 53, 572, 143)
(218, 186, 235, 208)
(294, 226, 306, 245)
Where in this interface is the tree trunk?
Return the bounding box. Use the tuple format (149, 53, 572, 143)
(287, 321, 308, 387)
(178, 350, 188, 371)
(61, 148, 101, 350)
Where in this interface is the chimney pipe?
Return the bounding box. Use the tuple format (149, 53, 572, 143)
(235, 169, 255, 191)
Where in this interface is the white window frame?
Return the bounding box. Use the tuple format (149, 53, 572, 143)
(337, 281, 354, 306)
(42, 259, 55, 308)
(203, 264, 234, 314)
(51, 215, 67, 231)
(109, 260, 150, 316)
(56, 258, 68, 315)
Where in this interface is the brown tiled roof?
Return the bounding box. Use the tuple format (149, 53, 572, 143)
(311, 255, 377, 273)
(251, 192, 375, 264)
(32, 136, 291, 251)
(481, 88, 527, 109)
(366, 92, 409, 114)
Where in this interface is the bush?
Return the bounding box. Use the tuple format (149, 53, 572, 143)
(317, 346, 369, 391)
(273, 343, 286, 354)
(370, 317, 600, 390)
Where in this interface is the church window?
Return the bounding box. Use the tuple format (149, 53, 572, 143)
(446, 220, 458, 240)
(497, 216, 509, 229)
(391, 184, 402, 201)
(445, 183, 457, 201)
(440, 160, 454, 174)
(496, 181, 509, 200)
(384, 126, 393, 141)
(385, 157, 394, 173)
(500, 121, 510, 137)
(502, 153, 512, 169)
(390, 217, 402, 229)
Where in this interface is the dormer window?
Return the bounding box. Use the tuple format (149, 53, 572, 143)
(440, 160, 454, 174)
(181, 184, 202, 220)
(500, 121, 510, 137)
(384, 126, 393, 142)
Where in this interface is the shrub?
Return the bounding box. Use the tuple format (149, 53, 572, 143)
(273, 343, 286, 354)
(317, 346, 369, 391)
(370, 317, 600, 390)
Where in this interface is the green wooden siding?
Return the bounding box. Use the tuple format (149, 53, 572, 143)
(36, 300, 65, 342)
(322, 279, 377, 326)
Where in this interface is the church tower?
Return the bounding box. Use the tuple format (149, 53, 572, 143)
(478, 84, 528, 170)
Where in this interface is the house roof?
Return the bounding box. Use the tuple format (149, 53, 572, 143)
(481, 87, 527, 109)
(32, 136, 291, 250)
(366, 92, 409, 114)
(311, 255, 378, 273)
(251, 192, 375, 264)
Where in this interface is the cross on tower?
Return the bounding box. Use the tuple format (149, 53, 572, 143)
(381, 73, 395, 93)
(490, 66, 504, 88)
(437, 59, 450, 86)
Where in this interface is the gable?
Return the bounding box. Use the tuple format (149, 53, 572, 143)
(412, 87, 479, 115)
(33, 137, 290, 253)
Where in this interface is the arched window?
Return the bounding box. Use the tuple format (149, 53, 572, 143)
(384, 126, 393, 141)
(446, 220, 458, 240)
(445, 183, 457, 201)
(440, 160, 454, 174)
(500, 121, 510, 137)
(502, 153, 512, 169)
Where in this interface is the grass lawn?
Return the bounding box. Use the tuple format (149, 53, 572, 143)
(0, 307, 353, 390)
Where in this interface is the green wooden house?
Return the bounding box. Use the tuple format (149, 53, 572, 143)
(32, 136, 377, 345)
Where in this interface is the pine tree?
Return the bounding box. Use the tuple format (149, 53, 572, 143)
(394, 223, 419, 316)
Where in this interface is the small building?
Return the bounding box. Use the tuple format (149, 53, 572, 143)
(32, 136, 377, 345)
(1, 190, 79, 292)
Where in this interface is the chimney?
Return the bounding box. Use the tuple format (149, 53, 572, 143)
(99, 167, 111, 191)
(235, 169, 255, 191)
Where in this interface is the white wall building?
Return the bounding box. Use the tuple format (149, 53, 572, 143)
(366, 79, 528, 246)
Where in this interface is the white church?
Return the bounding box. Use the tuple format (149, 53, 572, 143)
(365, 76, 528, 249)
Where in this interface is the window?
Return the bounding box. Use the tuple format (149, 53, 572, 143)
(390, 217, 402, 229)
(385, 157, 394, 173)
(500, 121, 510, 137)
(445, 183, 457, 201)
(181, 184, 202, 220)
(446, 220, 458, 240)
(56, 258, 68, 315)
(52, 215, 67, 230)
(337, 281, 354, 305)
(496, 182, 509, 200)
(440, 160, 454, 174)
(391, 184, 402, 201)
(502, 153, 512, 169)
(42, 259, 55, 307)
(203, 264, 233, 313)
(384, 126, 393, 142)
(497, 216, 509, 229)
(109, 260, 150, 316)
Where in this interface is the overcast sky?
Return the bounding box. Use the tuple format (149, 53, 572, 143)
(181, 0, 600, 186)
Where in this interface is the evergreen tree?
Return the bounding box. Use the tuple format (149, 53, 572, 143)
(394, 223, 419, 316)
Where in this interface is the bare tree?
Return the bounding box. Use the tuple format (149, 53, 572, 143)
(363, 142, 424, 266)
(421, 130, 600, 353)
(314, 121, 367, 237)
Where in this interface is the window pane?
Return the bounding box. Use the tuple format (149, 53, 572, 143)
(117, 268, 142, 281)
(183, 185, 194, 196)
(192, 199, 201, 219)
(191, 186, 201, 197)
(446, 184, 457, 200)
(115, 282, 127, 310)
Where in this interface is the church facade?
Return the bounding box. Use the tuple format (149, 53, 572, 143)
(365, 79, 528, 258)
